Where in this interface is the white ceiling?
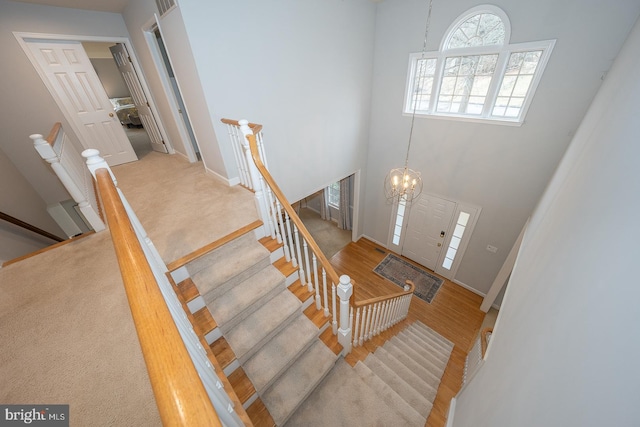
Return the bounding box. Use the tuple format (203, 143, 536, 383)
(12, 0, 130, 13)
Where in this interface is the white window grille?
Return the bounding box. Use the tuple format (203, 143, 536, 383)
(405, 5, 554, 124)
(327, 182, 340, 209)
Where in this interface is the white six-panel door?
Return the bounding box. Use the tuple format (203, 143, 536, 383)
(25, 39, 138, 166)
(401, 194, 456, 271)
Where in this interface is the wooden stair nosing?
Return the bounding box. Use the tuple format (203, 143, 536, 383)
(167, 219, 263, 271)
(258, 236, 283, 253)
(176, 277, 199, 304)
(193, 306, 217, 337)
(303, 303, 331, 329)
(273, 257, 298, 278)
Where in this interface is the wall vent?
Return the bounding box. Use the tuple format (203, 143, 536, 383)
(155, 0, 176, 17)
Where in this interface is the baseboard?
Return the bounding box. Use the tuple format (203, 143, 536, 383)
(445, 397, 456, 427)
(203, 166, 234, 186)
(452, 279, 501, 310)
(359, 234, 388, 249)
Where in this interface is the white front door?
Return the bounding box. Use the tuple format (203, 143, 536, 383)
(24, 39, 137, 166)
(402, 194, 456, 271)
(110, 43, 167, 154)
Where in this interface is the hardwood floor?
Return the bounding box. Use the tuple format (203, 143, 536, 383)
(330, 238, 486, 427)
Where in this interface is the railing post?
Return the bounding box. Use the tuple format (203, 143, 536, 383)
(337, 275, 353, 354)
(31, 133, 105, 232)
(239, 122, 272, 238)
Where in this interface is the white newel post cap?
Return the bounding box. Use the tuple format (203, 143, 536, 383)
(337, 275, 353, 299)
(30, 133, 57, 162)
(238, 119, 252, 141)
(82, 149, 117, 184)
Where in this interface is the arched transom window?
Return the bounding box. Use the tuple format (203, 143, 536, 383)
(405, 5, 554, 124)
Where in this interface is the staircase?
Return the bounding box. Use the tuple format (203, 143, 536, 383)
(173, 221, 453, 426)
(175, 223, 341, 426)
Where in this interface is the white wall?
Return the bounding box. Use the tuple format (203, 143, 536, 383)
(177, 0, 376, 208)
(364, 0, 640, 295)
(451, 16, 640, 427)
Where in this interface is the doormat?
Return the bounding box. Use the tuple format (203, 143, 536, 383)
(373, 254, 443, 303)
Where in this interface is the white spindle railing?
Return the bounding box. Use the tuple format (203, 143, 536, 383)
(83, 149, 243, 427)
(31, 123, 105, 233)
(221, 118, 416, 353)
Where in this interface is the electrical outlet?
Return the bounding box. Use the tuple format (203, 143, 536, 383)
(486, 244, 498, 253)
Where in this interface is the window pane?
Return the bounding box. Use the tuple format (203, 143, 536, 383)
(446, 247, 457, 259)
(409, 58, 437, 113)
(447, 13, 505, 49)
(442, 257, 453, 270)
(328, 182, 340, 208)
(437, 54, 497, 115)
(458, 211, 471, 226)
(453, 223, 466, 238)
(449, 235, 461, 250)
(492, 50, 541, 118)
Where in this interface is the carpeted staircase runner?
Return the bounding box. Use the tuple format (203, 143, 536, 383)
(286, 321, 453, 426)
(186, 230, 338, 425)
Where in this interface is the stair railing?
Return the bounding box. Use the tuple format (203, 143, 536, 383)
(223, 118, 416, 352)
(30, 123, 105, 233)
(82, 150, 246, 427)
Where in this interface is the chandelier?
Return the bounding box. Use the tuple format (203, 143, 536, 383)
(384, 0, 433, 204)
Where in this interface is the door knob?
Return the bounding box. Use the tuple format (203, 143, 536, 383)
(109, 112, 114, 117)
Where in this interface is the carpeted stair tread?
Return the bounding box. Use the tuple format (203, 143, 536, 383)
(226, 290, 301, 363)
(364, 352, 437, 402)
(387, 336, 446, 382)
(262, 340, 338, 426)
(374, 341, 440, 398)
(207, 265, 285, 333)
(394, 331, 448, 369)
(363, 353, 434, 416)
(353, 361, 427, 426)
(285, 359, 423, 427)
(376, 344, 440, 387)
(244, 314, 320, 394)
(409, 322, 454, 350)
(404, 326, 453, 358)
(190, 232, 271, 299)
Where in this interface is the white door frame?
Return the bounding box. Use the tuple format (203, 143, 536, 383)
(14, 31, 175, 156)
(142, 15, 199, 163)
(387, 192, 481, 280)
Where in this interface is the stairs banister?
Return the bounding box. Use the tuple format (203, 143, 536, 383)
(353, 279, 415, 308)
(244, 132, 341, 288)
(94, 168, 222, 427)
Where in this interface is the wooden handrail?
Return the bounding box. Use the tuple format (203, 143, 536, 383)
(46, 122, 61, 146)
(246, 133, 341, 288)
(95, 169, 222, 427)
(245, 131, 414, 313)
(0, 211, 64, 242)
(353, 279, 415, 308)
(221, 118, 261, 130)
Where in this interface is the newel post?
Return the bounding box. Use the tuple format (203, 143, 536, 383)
(82, 148, 116, 184)
(238, 120, 270, 233)
(337, 275, 353, 354)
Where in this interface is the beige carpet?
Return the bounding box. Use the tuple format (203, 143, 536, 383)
(298, 208, 351, 260)
(0, 152, 260, 425)
(113, 151, 258, 263)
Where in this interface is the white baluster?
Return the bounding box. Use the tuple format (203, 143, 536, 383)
(336, 275, 353, 354)
(313, 254, 321, 310)
(384, 300, 392, 330)
(349, 308, 354, 345)
(303, 240, 312, 292)
(275, 200, 291, 262)
(363, 304, 372, 342)
(379, 301, 388, 334)
(392, 298, 400, 325)
(359, 306, 368, 346)
(293, 225, 306, 286)
(322, 269, 329, 317)
(256, 130, 269, 170)
(284, 211, 297, 267)
(332, 283, 338, 334)
(226, 124, 248, 187)
(266, 187, 279, 241)
(353, 307, 360, 347)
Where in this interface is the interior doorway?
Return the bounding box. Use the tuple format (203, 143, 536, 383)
(142, 20, 200, 162)
(15, 32, 172, 164)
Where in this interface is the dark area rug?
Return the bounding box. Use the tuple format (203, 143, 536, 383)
(373, 254, 443, 303)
